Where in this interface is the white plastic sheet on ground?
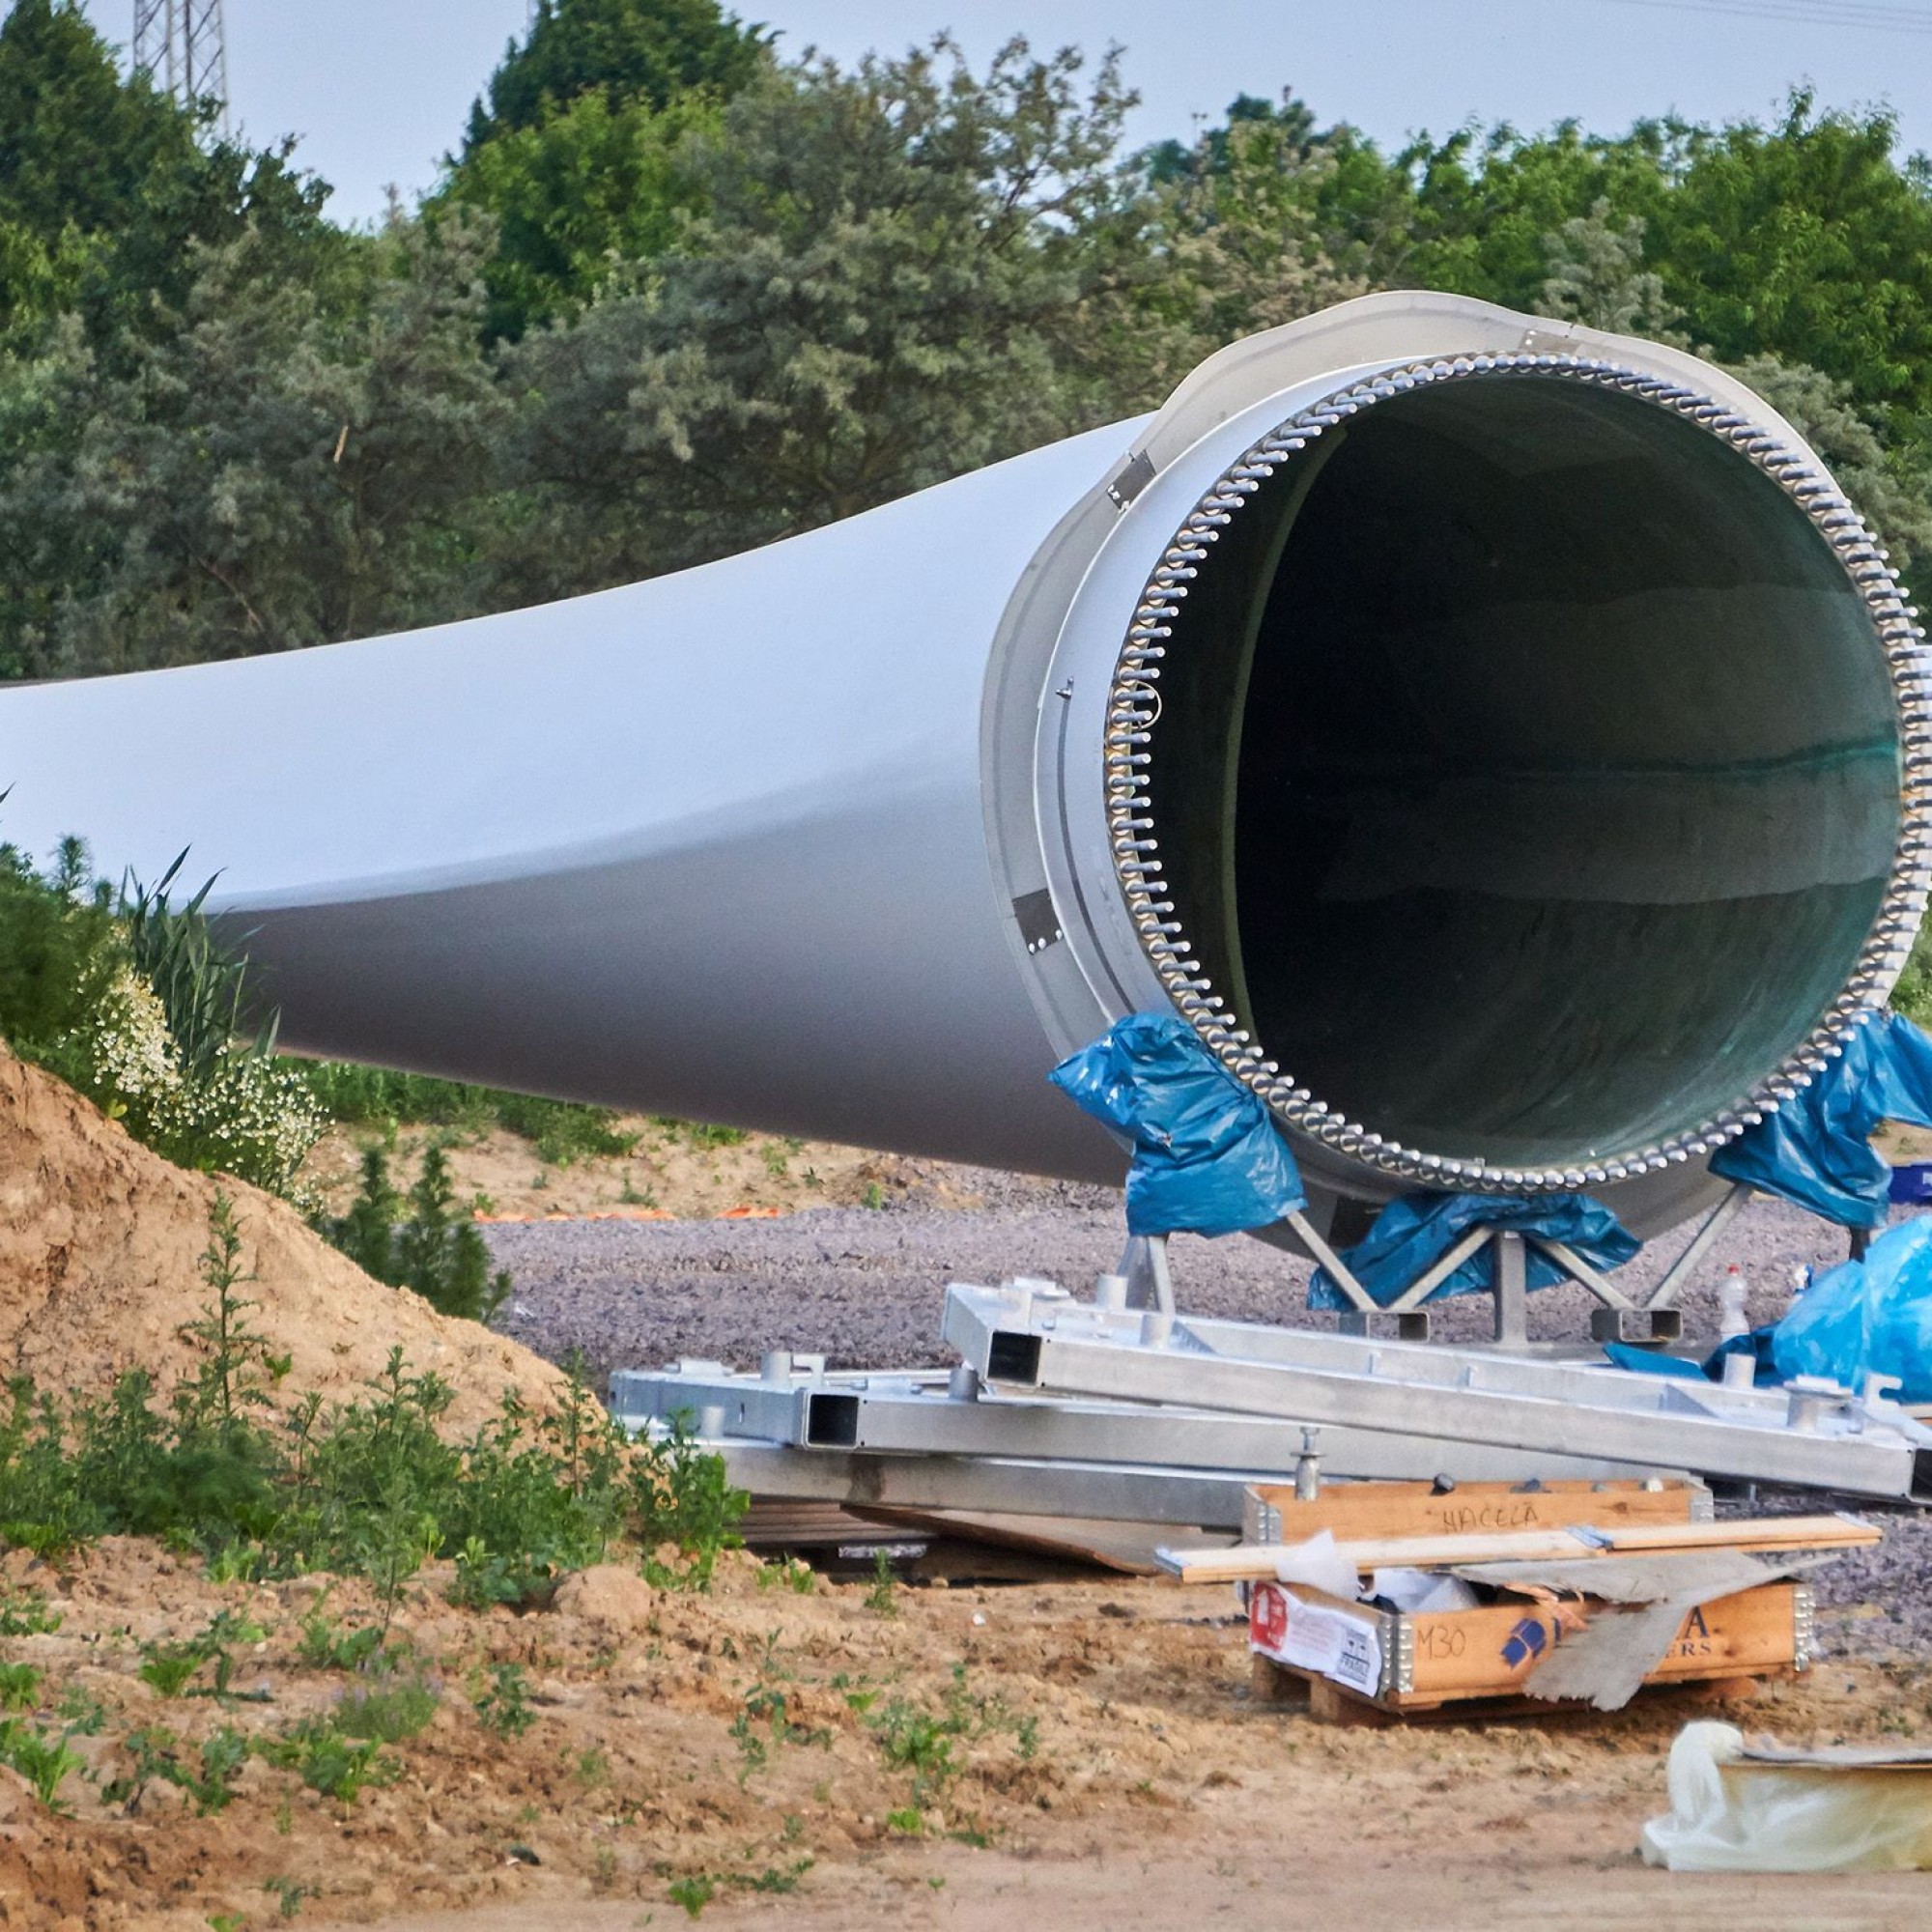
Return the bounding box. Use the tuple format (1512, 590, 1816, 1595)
(1642, 1722, 1932, 1871)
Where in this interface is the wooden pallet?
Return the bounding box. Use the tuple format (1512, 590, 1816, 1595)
(1250, 1652, 1771, 1727)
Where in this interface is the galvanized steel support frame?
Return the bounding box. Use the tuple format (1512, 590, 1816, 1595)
(609, 1361, 1661, 1512)
(942, 1281, 1932, 1500)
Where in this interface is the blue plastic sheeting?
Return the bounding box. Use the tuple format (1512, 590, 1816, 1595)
(1603, 1332, 1781, 1387)
(1308, 1190, 1640, 1311)
(1710, 1011, 1932, 1229)
(1771, 1213, 1932, 1403)
(1048, 1012, 1306, 1237)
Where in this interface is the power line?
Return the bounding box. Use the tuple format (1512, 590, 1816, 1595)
(1597, 0, 1932, 34)
(131, 0, 230, 128)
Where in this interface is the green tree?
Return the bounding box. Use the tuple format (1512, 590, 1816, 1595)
(1141, 90, 1320, 185)
(0, 0, 330, 354)
(0, 211, 507, 676)
(463, 0, 765, 149)
(1539, 197, 1681, 337)
(1111, 108, 1363, 399)
(498, 37, 1135, 596)
(1653, 92, 1932, 419)
(1720, 353, 1932, 591)
(436, 87, 716, 338)
(321, 1143, 510, 1324)
(1274, 114, 1685, 307)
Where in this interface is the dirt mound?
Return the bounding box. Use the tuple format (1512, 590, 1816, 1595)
(0, 1045, 569, 1429)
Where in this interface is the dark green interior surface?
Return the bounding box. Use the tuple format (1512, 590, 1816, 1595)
(1151, 377, 1899, 1167)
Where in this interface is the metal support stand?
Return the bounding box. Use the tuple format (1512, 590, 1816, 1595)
(1115, 1195, 1744, 1354)
(1492, 1230, 1528, 1348)
(1621, 1181, 1753, 1338)
(1344, 1222, 1673, 1350)
(1115, 1235, 1176, 1315)
(1119, 1214, 1381, 1327)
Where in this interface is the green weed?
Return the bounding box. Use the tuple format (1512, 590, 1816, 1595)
(633, 1413, 749, 1590)
(105, 1722, 252, 1816)
(755, 1558, 815, 1595)
(137, 1641, 205, 1699)
(0, 1588, 62, 1637)
(260, 1714, 399, 1803)
(265, 1874, 315, 1919)
(0, 1662, 42, 1712)
(667, 1873, 717, 1918)
(0, 1203, 743, 1606)
(295, 1603, 383, 1671)
(471, 1662, 534, 1739)
(0, 1719, 83, 1809)
(868, 1663, 1037, 1806)
(332, 1663, 440, 1743)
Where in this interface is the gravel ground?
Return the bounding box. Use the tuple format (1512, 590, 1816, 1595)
(485, 1178, 1869, 1384)
(484, 1181, 1932, 1646)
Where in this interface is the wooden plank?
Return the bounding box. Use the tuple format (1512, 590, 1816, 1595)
(1161, 1512, 1876, 1583)
(854, 1507, 1234, 1576)
(1246, 1477, 1703, 1545)
(1595, 1516, 1872, 1554)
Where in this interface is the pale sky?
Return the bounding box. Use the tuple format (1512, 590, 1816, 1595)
(61, 0, 1932, 224)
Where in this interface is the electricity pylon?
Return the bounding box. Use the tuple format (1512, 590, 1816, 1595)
(131, 1, 229, 127)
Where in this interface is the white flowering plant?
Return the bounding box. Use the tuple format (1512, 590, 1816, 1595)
(2, 834, 325, 1202)
(77, 971, 327, 1198)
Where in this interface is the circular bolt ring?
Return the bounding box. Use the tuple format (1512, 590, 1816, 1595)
(1105, 353, 1932, 1193)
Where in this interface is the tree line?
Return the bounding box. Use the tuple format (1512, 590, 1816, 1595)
(1, 0, 1929, 682)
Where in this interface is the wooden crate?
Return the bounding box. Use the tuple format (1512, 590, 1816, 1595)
(1248, 1577, 1809, 1721)
(1242, 1475, 1710, 1547)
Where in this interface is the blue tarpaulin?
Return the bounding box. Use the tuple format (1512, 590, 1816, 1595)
(1771, 1212, 1932, 1402)
(1309, 1190, 1641, 1311)
(1605, 1213, 1932, 1400)
(1048, 1012, 1305, 1237)
(1602, 1332, 1782, 1387)
(1710, 1010, 1932, 1229)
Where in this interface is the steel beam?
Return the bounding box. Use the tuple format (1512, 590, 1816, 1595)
(943, 1281, 1932, 1500)
(610, 1361, 1680, 1500)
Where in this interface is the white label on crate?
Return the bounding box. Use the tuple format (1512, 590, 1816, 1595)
(1250, 1583, 1383, 1697)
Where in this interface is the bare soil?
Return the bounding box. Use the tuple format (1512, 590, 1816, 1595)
(1, 1544, 1926, 1932)
(299, 1120, 992, 1227)
(7, 1059, 1932, 1929)
(0, 1046, 567, 1432)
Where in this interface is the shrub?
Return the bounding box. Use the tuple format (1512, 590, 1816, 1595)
(631, 1412, 748, 1589)
(0, 831, 325, 1199)
(299, 1063, 639, 1165)
(0, 1200, 744, 1602)
(0, 834, 122, 1076)
(318, 1143, 511, 1324)
(333, 1662, 440, 1743)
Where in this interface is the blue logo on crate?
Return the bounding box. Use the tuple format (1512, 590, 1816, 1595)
(1889, 1161, 1932, 1206)
(1500, 1618, 1548, 1668)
